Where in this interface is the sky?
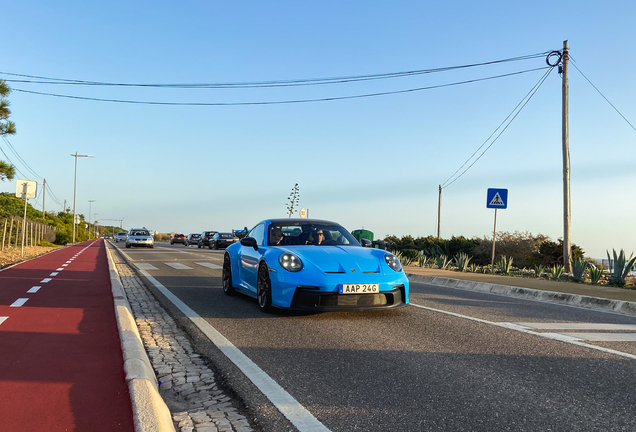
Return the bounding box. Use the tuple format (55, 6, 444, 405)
(1, 1, 635, 259)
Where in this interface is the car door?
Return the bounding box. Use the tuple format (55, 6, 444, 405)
(238, 223, 266, 294)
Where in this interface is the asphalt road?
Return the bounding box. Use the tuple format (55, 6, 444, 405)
(115, 241, 636, 432)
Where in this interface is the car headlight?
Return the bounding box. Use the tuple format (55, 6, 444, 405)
(279, 253, 303, 272)
(384, 253, 402, 272)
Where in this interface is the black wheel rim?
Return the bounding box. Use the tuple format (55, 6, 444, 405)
(257, 265, 270, 308)
(222, 255, 231, 291)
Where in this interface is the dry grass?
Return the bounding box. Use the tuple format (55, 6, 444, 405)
(0, 245, 61, 268)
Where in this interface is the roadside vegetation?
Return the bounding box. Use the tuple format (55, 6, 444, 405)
(385, 232, 635, 288)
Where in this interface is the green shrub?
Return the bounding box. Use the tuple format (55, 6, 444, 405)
(607, 249, 636, 287)
(571, 260, 587, 283)
(589, 266, 604, 285)
(496, 255, 514, 274)
(533, 264, 545, 278)
(550, 264, 565, 280)
(455, 252, 472, 272)
(437, 255, 451, 270)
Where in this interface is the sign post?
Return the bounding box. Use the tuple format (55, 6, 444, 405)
(486, 188, 508, 272)
(15, 180, 38, 257)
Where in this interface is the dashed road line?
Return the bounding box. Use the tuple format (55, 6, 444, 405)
(164, 263, 193, 270)
(410, 302, 636, 360)
(133, 263, 158, 271)
(0, 317, 7, 326)
(27, 286, 41, 293)
(56, 268, 64, 271)
(40, 278, 52, 283)
(10, 298, 29, 307)
(195, 262, 222, 270)
(49, 272, 59, 276)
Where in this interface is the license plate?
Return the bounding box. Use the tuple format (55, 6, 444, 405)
(339, 283, 379, 294)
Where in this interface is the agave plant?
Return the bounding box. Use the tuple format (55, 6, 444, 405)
(607, 249, 636, 287)
(496, 255, 514, 274)
(550, 264, 565, 280)
(437, 254, 451, 270)
(468, 263, 478, 273)
(533, 264, 545, 278)
(418, 252, 428, 268)
(454, 252, 472, 272)
(589, 266, 604, 285)
(428, 256, 437, 268)
(571, 260, 587, 283)
(393, 250, 413, 267)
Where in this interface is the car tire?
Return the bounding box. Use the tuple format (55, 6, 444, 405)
(257, 263, 274, 313)
(212, 243, 217, 250)
(222, 254, 236, 296)
(198, 243, 201, 249)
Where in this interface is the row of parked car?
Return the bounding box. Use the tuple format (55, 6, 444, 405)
(170, 230, 239, 250)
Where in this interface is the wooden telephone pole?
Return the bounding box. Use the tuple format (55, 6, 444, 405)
(562, 40, 572, 273)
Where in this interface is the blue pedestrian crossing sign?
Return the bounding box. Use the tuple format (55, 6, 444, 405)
(487, 188, 508, 209)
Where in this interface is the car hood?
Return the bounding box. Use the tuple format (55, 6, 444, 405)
(279, 246, 387, 274)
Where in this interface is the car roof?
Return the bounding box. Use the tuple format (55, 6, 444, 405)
(266, 218, 338, 225)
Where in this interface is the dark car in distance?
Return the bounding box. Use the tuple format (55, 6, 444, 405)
(211, 232, 239, 250)
(198, 230, 218, 249)
(186, 233, 201, 246)
(170, 233, 187, 245)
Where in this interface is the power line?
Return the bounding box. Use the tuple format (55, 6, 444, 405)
(12, 67, 550, 106)
(0, 136, 63, 207)
(0, 52, 551, 89)
(441, 66, 555, 189)
(570, 58, 636, 133)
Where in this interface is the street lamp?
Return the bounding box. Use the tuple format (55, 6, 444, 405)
(94, 213, 98, 238)
(88, 200, 96, 239)
(71, 152, 94, 244)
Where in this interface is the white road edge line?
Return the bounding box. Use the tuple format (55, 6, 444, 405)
(139, 269, 331, 432)
(10, 298, 29, 307)
(409, 302, 636, 361)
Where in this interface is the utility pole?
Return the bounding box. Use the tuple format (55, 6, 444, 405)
(437, 185, 442, 238)
(562, 40, 572, 273)
(42, 178, 46, 219)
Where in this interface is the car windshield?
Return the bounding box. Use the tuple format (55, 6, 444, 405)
(191, 234, 200, 238)
(267, 222, 359, 247)
(131, 230, 149, 236)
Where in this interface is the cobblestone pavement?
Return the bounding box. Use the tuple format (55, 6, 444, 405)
(113, 252, 256, 432)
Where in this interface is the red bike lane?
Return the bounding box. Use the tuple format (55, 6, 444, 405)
(0, 239, 134, 432)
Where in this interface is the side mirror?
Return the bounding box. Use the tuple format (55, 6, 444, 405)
(240, 237, 259, 250)
(360, 239, 372, 247)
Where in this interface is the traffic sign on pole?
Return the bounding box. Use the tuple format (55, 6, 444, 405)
(486, 188, 508, 209)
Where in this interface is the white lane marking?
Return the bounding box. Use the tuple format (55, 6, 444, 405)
(65, 261, 72, 263)
(164, 263, 193, 270)
(49, 272, 59, 276)
(40, 278, 52, 283)
(195, 262, 222, 270)
(410, 303, 636, 361)
(27, 286, 41, 293)
(62, 264, 68, 267)
(0, 317, 7, 326)
(139, 269, 331, 432)
(134, 263, 158, 270)
(10, 298, 29, 307)
(56, 268, 64, 271)
(508, 322, 636, 331)
(565, 333, 636, 342)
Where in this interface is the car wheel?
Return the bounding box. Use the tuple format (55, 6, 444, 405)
(198, 243, 201, 249)
(222, 254, 236, 296)
(257, 263, 274, 313)
(212, 243, 217, 250)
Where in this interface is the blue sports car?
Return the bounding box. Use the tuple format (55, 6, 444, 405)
(222, 218, 409, 312)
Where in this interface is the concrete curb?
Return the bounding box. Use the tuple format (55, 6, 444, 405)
(105, 244, 176, 432)
(407, 273, 636, 317)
